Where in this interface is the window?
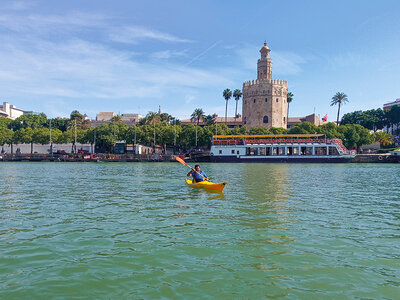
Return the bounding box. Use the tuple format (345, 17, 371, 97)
(246, 147, 257, 156)
(231, 150, 235, 154)
(283, 117, 286, 123)
(276, 98, 279, 102)
(260, 148, 266, 156)
(263, 116, 269, 123)
(245, 100, 247, 104)
(329, 146, 339, 155)
(219, 150, 222, 154)
(237, 150, 239, 155)
(254, 99, 256, 103)
(265, 98, 268, 102)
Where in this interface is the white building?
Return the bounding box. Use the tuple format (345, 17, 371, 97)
(0, 102, 25, 119)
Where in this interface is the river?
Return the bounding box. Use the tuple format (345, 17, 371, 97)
(1, 162, 399, 298)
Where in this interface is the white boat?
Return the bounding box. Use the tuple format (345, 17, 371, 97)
(210, 134, 356, 163)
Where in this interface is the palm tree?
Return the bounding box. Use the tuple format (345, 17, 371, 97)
(191, 108, 205, 147)
(191, 108, 205, 127)
(287, 91, 294, 121)
(145, 112, 160, 146)
(374, 131, 393, 147)
(223, 88, 232, 123)
(233, 89, 242, 123)
(330, 92, 349, 125)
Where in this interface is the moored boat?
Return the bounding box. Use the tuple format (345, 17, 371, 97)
(210, 134, 356, 163)
(185, 178, 227, 192)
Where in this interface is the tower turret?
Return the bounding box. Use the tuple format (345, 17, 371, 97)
(257, 41, 272, 81)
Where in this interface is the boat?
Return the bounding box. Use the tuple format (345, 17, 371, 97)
(210, 134, 356, 163)
(389, 148, 400, 163)
(185, 178, 227, 192)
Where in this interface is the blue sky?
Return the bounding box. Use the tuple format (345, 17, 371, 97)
(0, 0, 400, 121)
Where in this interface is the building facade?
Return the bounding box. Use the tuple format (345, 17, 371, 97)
(0, 102, 25, 119)
(242, 42, 288, 129)
(383, 98, 400, 111)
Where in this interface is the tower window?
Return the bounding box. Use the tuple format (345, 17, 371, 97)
(276, 98, 279, 102)
(263, 116, 269, 123)
(283, 117, 286, 122)
(254, 99, 256, 103)
(245, 100, 247, 104)
(265, 98, 268, 102)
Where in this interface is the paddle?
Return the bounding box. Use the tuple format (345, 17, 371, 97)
(176, 157, 207, 180)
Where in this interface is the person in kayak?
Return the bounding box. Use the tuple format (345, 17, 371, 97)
(187, 164, 209, 182)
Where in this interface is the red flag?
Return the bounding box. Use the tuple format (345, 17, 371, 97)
(132, 118, 136, 125)
(322, 114, 327, 122)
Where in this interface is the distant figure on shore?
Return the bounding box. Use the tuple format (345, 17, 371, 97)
(187, 164, 209, 183)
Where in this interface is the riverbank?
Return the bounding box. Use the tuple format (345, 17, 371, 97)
(1, 153, 399, 163)
(0, 153, 181, 162)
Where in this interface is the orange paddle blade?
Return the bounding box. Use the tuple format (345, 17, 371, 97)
(176, 157, 188, 166)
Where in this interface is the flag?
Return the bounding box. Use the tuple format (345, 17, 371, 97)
(132, 118, 136, 125)
(322, 114, 328, 122)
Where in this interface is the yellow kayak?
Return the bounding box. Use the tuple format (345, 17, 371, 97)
(185, 178, 227, 192)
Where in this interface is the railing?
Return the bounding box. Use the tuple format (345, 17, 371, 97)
(212, 139, 330, 145)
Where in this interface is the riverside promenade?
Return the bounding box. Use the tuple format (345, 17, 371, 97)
(0, 153, 181, 162)
(1, 153, 399, 163)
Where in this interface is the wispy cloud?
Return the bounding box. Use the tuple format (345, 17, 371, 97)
(109, 26, 193, 44)
(151, 49, 188, 60)
(0, 9, 234, 117)
(185, 40, 222, 66)
(0, 1, 35, 11)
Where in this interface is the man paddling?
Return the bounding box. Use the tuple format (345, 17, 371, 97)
(187, 164, 209, 182)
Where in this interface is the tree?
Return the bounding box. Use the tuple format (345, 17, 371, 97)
(0, 127, 13, 147)
(223, 88, 232, 123)
(233, 89, 242, 121)
(0, 117, 11, 129)
(14, 114, 47, 130)
(338, 124, 373, 151)
(110, 115, 122, 123)
(13, 128, 34, 153)
(204, 115, 215, 126)
(289, 121, 318, 134)
(373, 131, 393, 148)
(191, 108, 205, 127)
(330, 92, 348, 125)
(68, 111, 91, 130)
(287, 91, 294, 121)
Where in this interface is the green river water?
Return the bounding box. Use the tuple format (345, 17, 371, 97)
(1, 162, 400, 299)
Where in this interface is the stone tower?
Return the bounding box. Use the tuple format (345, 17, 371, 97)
(242, 42, 287, 128)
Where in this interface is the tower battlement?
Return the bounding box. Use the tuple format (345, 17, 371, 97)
(243, 79, 287, 87)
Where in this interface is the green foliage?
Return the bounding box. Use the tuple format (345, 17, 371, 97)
(249, 127, 271, 135)
(269, 127, 288, 135)
(331, 92, 349, 124)
(0, 117, 11, 129)
(341, 109, 385, 131)
(289, 122, 318, 134)
(14, 114, 47, 130)
(337, 124, 373, 149)
(0, 127, 13, 145)
(373, 131, 393, 147)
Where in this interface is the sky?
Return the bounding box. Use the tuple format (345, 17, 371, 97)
(0, 0, 400, 121)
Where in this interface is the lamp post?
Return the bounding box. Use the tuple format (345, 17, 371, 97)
(74, 119, 77, 153)
(49, 119, 53, 157)
(174, 118, 176, 153)
(10, 120, 13, 155)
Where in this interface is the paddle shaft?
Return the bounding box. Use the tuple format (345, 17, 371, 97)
(176, 157, 206, 179)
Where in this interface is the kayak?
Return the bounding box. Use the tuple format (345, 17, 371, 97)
(185, 178, 227, 192)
